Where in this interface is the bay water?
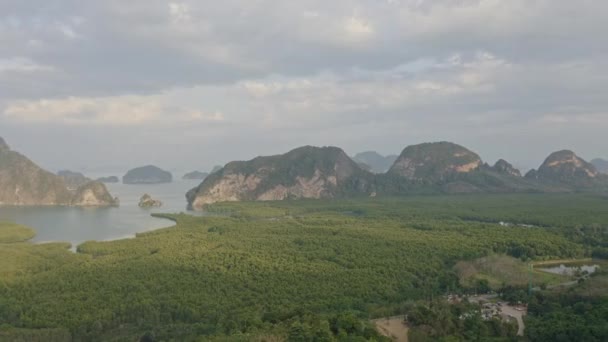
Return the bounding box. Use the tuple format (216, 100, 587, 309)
(0, 180, 203, 248)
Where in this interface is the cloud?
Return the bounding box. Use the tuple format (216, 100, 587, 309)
(0, 57, 55, 73)
(2, 0, 606, 99)
(168, 2, 191, 24)
(3, 95, 224, 126)
(0, 0, 607, 171)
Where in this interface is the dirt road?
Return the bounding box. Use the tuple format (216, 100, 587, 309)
(373, 316, 409, 342)
(500, 304, 526, 336)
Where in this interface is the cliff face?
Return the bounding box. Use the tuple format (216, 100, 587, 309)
(531, 150, 598, 182)
(0, 138, 117, 206)
(187, 146, 372, 209)
(0, 145, 73, 205)
(71, 182, 119, 206)
(186, 143, 608, 208)
(387, 142, 482, 181)
(492, 159, 522, 177)
(522, 150, 608, 191)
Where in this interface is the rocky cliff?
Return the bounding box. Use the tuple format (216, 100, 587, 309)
(187, 146, 372, 209)
(491, 159, 522, 177)
(138, 194, 162, 208)
(71, 182, 119, 206)
(0, 137, 117, 206)
(387, 142, 482, 181)
(186, 142, 608, 208)
(527, 150, 598, 182)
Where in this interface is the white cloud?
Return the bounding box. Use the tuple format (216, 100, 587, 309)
(57, 23, 81, 39)
(343, 15, 374, 42)
(1, 0, 608, 167)
(168, 2, 191, 24)
(0, 57, 55, 73)
(3, 95, 224, 126)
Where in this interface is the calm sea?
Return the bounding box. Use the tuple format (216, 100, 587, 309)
(0, 180, 204, 248)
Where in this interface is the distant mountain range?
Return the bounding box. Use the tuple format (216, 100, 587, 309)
(352, 151, 397, 173)
(182, 171, 209, 180)
(187, 141, 608, 209)
(591, 158, 608, 174)
(97, 176, 119, 183)
(0, 137, 117, 206)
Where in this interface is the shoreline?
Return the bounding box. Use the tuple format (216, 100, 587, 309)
(29, 212, 180, 253)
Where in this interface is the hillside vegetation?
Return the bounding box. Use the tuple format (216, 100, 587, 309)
(0, 137, 117, 206)
(188, 141, 608, 208)
(0, 194, 607, 340)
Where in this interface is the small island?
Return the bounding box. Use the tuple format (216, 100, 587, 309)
(96, 176, 119, 183)
(123, 165, 172, 184)
(0, 137, 117, 207)
(182, 171, 209, 180)
(138, 194, 162, 208)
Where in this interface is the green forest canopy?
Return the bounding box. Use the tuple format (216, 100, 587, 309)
(0, 193, 607, 341)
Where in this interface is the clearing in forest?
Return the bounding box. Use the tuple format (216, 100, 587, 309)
(374, 316, 408, 342)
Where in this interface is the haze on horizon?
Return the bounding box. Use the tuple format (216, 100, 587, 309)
(1, 1, 607, 174)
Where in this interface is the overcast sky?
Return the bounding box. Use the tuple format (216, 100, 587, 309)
(1, 0, 607, 174)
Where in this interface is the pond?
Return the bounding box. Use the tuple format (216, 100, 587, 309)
(538, 263, 600, 276)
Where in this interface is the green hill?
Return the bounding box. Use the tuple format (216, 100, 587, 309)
(188, 142, 608, 209)
(388, 142, 482, 181)
(0, 137, 117, 206)
(526, 150, 608, 190)
(187, 146, 374, 209)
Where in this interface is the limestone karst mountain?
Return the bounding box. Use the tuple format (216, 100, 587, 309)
(0, 137, 117, 206)
(187, 146, 373, 209)
(352, 151, 397, 173)
(491, 159, 522, 177)
(387, 142, 482, 181)
(123, 165, 173, 184)
(522, 150, 608, 192)
(526, 150, 599, 182)
(187, 142, 608, 209)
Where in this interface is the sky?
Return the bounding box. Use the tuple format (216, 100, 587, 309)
(1, 0, 607, 175)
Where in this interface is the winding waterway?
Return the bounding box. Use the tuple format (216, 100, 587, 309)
(0, 180, 203, 248)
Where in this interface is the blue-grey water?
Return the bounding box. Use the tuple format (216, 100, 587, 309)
(539, 263, 600, 276)
(0, 180, 203, 248)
